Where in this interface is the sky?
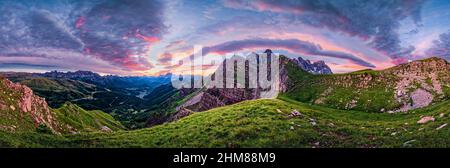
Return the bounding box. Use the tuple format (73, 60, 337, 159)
(0, 0, 449, 75)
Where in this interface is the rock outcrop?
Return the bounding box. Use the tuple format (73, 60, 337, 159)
(0, 77, 59, 133)
(388, 57, 449, 112)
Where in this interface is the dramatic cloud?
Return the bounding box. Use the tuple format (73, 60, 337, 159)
(426, 31, 450, 61)
(222, 0, 426, 62)
(202, 38, 375, 67)
(0, 48, 133, 75)
(0, 0, 166, 73)
(1, 0, 448, 75)
(78, 0, 165, 70)
(165, 40, 185, 50)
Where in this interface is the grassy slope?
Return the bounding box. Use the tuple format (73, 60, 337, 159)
(19, 78, 97, 108)
(54, 103, 125, 133)
(281, 59, 449, 112)
(0, 102, 124, 147)
(1, 98, 448, 148)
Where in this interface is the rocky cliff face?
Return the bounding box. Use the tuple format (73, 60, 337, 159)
(0, 77, 59, 133)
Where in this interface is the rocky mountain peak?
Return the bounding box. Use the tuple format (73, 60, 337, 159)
(294, 57, 333, 74)
(264, 49, 273, 55)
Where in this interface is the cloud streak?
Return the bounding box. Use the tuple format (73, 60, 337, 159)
(0, 0, 166, 73)
(202, 38, 375, 67)
(426, 31, 450, 61)
(222, 0, 426, 62)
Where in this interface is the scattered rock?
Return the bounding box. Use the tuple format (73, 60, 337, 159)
(70, 131, 79, 135)
(439, 113, 445, 118)
(417, 116, 435, 124)
(290, 126, 295, 130)
(290, 110, 302, 117)
(403, 140, 416, 147)
(396, 90, 403, 97)
(309, 118, 317, 126)
(436, 123, 448, 130)
(276, 109, 283, 113)
(0, 125, 16, 132)
(345, 99, 358, 109)
(101, 126, 112, 132)
(9, 105, 15, 111)
(391, 132, 397, 136)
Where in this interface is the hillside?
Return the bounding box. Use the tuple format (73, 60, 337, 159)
(0, 77, 124, 135)
(1, 71, 173, 128)
(1, 77, 61, 133)
(1, 98, 448, 147)
(282, 57, 450, 112)
(19, 78, 98, 107)
(53, 103, 125, 133)
(18, 77, 147, 128)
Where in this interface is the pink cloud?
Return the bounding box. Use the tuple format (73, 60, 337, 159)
(75, 16, 86, 29)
